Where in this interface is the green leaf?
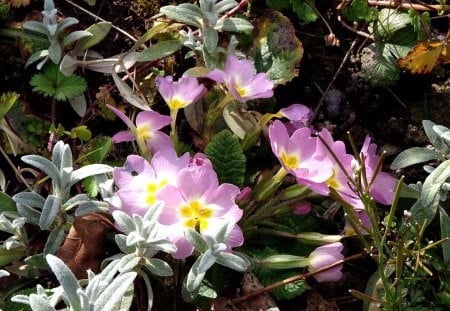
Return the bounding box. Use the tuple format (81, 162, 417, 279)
(0, 192, 17, 215)
(30, 64, 87, 101)
(46, 254, 82, 310)
(291, 0, 318, 23)
(252, 10, 304, 85)
(440, 207, 450, 264)
(205, 130, 245, 187)
(75, 22, 112, 50)
(215, 18, 253, 33)
(136, 40, 182, 62)
(421, 160, 450, 207)
(62, 30, 92, 48)
(70, 125, 92, 142)
(253, 266, 307, 300)
(0, 92, 19, 120)
(69, 94, 86, 117)
(160, 4, 203, 27)
(0, 247, 26, 267)
(361, 43, 399, 87)
(390, 147, 444, 170)
(372, 8, 411, 39)
(342, 0, 377, 22)
(203, 26, 218, 53)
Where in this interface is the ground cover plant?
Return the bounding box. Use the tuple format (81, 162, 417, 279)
(0, 0, 449, 310)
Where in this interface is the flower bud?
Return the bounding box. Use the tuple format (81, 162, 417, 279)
(308, 242, 344, 282)
(293, 203, 311, 216)
(297, 232, 342, 245)
(258, 254, 309, 269)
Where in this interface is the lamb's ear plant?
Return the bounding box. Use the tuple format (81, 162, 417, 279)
(12, 140, 112, 254)
(391, 120, 450, 263)
(182, 220, 251, 301)
(11, 254, 137, 311)
(23, 0, 93, 69)
(110, 202, 176, 310)
(158, 0, 253, 69)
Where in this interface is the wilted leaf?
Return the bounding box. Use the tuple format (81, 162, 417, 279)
(56, 213, 114, 278)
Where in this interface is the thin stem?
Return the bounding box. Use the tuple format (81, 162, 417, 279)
(0, 145, 32, 190)
(230, 252, 366, 305)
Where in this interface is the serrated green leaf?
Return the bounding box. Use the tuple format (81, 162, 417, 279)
(30, 64, 87, 101)
(391, 147, 444, 170)
(252, 267, 306, 300)
(205, 130, 245, 187)
(361, 43, 399, 87)
(252, 10, 304, 84)
(373, 9, 411, 39)
(136, 40, 182, 62)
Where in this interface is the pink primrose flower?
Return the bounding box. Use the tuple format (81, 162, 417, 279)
(360, 136, 397, 205)
(113, 150, 190, 217)
(107, 104, 172, 154)
(156, 75, 206, 110)
(308, 242, 344, 282)
(269, 120, 333, 184)
(205, 54, 274, 102)
(157, 163, 244, 259)
(276, 103, 313, 135)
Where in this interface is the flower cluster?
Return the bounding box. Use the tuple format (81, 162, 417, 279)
(110, 148, 244, 259)
(268, 105, 397, 211)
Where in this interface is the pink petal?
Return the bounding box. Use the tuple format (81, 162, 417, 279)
(106, 104, 135, 129)
(136, 111, 171, 131)
(112, 131, 135, 143)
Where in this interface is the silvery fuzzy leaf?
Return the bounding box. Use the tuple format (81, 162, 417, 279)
(11, 294, 31, 305)
(185, 228, 208, 253)
(46, 254, 82, 310)
(63, 193, 89, 210)
(44, 225, 66, 254)
(75, 201, 109, 216)
(160, 4, 203, 28)
(214, 220, 233, 243)
(69, 94, 87, 117)
(142, 239, 176, 254)
(85, 260, 121, 301)
(29, 294, 56, 311)
(0, 213, 14, 233)
(143, 258, 173, 276)
(126, 231, 146, 246)
(115, 234, 135, 254)
(0, 269, 10, 278)
(422, 160, 450, 207)
(185, 258, 206, 292)
(215, 18, 254, 33)
(93, 272, 137, 311)
(40, 195, 61, 230)
(118, 253, 141, 272)
(112, 211, 135, 234)
(77, 288, 92, 310)
(70, 164, 113, 186)
(26, 50, 49, 69)
(76, 22, 112, 50)
(215, 0, 238, 14)
(17, 203, 41, 225)
(111, 69, 150, 111)
(4, 236, 25, 249)
(203, 26, 218, 53)
(217, 251, 249, 272)
(48, 42, 61, 64)
(55, 17, 79, 35)
(196, 250, 218, 274)
(23, 21, 49, 36)
(21, 155, 61, 189)
(51, 141, 73, 171)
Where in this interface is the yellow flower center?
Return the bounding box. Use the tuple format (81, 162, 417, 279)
(180, 200, 213, 231)
(326, 169, 339, 190)
(234, 82, 247, 97)
(168, 97, 188, 110)
(280, 151, 299, 170)
(145, 180, 168, 205)
(136, 124, 151, 140)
